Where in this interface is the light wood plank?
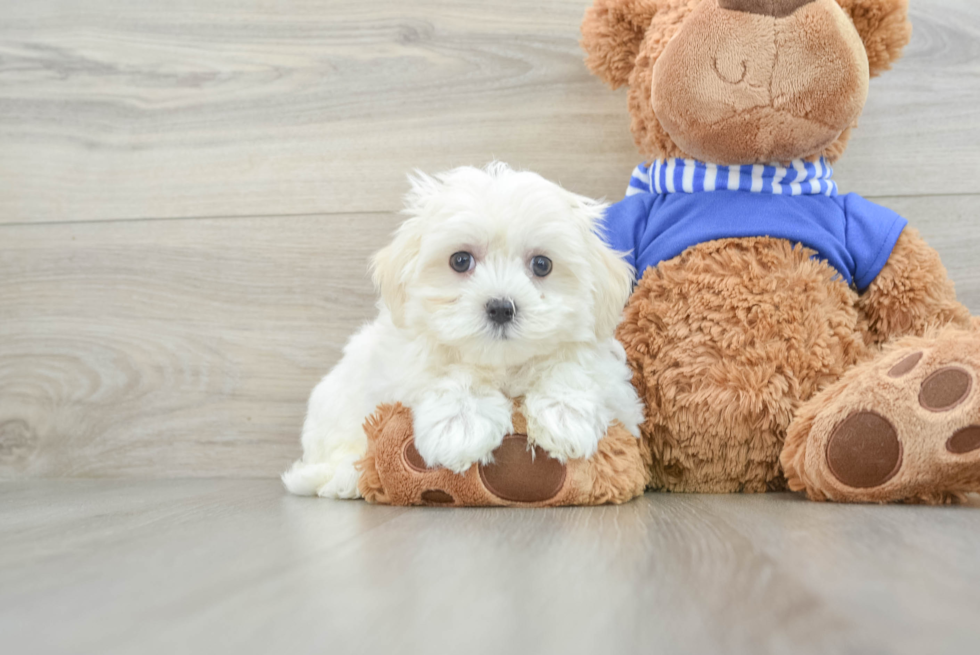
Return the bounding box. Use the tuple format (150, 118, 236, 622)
(875, 194, 980, 312)
(0, 212, 398, 478)
(833, 0, 980, 193)
(1, 0, 979, 225)
(2, 196, 979, 479)
(710, 493, 980, 654)
(1, 482, 978, 655)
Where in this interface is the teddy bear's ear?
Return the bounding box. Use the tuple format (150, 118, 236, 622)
(581, 0, 663, 89)
(836, 0, 913, 77)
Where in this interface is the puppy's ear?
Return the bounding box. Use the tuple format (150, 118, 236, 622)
(371, 230, 419, 329)
(570, 193, 634, 341)
(372, 172, 433, 327)
(836, 0, 912, 77)
(581, 0, 662, 89)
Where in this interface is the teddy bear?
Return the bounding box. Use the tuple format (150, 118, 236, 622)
(581, 0, 980, 503)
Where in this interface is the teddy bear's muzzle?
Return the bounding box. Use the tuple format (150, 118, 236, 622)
(717, 0, 816, 18)
(650, 0, 870, 164)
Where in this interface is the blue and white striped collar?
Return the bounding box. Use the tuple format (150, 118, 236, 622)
(626, 158, 838, 197)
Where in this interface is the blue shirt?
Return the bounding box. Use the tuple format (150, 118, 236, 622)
(602, 159, 907, 292)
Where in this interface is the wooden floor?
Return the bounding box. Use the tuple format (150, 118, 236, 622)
(0, 481, 978, 655)
(2, 1, 980, 652)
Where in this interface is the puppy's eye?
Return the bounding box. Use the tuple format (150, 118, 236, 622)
(449, 251, 474, 273)
(531, 255, 552, 277)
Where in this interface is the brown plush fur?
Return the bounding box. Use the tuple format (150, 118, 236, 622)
(356, 403, 650, 507)
(837, 0, 913, 77)
(356, 405, 396, 505)
(581, 0, 912, 163)
(582, 0, 666, 89)
(618, 237, 872, 492)
(585, 0, 980, 504)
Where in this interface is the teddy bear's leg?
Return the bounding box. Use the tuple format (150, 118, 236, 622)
(782, 326, 980, 503)
(356, 404, 647, 506)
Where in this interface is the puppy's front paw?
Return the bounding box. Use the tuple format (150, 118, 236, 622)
(525, 394, 607, 462)
(412, 392, 513, 473)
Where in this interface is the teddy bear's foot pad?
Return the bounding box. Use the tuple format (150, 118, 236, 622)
(358, 403, 648, 507)
(401, 435, 567, 505)
(477, 436, 567, 502)
(825, 411, 902, 489)
(784, 328, 980, 503)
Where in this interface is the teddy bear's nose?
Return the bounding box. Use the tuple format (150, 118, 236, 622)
(717, 0, 816, 18)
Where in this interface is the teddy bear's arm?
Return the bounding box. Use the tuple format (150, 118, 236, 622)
(857, 228, 971, 344)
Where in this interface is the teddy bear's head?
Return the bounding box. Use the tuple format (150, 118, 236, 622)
(581, 0, 912, 164)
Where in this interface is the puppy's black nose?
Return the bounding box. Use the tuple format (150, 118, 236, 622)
(486, 298, 516, 325)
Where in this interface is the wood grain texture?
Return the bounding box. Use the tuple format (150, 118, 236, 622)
(876, 194, 980, 312)
(2, 196, 979, 479)
(0, 0, 979, 225)
(1, 481, 978, 655)
(1, 0, 979, 479)
(0, 213, 398, 478)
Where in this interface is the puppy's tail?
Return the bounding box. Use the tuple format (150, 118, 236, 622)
(281, 460, 335, 496)
(281, 457, 363, 498)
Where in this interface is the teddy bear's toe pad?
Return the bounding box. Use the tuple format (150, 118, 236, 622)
(419, 489, 454, 504)
(888, 351, 922, 377)
(948, 426, 980, 454)
(826, 412, 902, 489)
(919, 367, 972, 411)
(478, 436, 566, 503)
(403, 441, 429, 472)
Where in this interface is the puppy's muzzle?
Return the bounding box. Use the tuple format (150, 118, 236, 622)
(486, 298, 516, 325)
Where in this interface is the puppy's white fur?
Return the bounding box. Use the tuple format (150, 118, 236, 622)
(282, 163, 643, 498)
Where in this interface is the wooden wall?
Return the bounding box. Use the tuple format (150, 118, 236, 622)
(2, 0, 978, 478)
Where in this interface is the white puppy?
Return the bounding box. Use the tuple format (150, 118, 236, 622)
(282, 163, 643, 498)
